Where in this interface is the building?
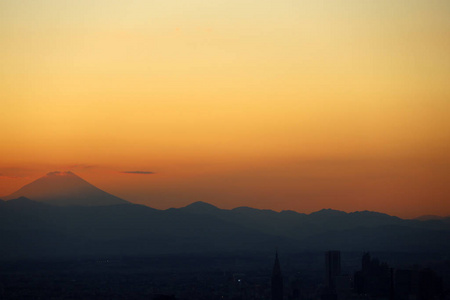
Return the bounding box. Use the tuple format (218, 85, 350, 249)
(354, 252, 391, 298)
(272, 251, 283, 300)
(325, 251, 341, 292)
(395, 268, 443, 300)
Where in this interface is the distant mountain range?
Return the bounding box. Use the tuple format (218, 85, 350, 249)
(1, 172, 449, 259)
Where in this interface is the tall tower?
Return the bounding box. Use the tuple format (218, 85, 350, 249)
(325, 250, 341, 292)
(271, 250, 283, 300)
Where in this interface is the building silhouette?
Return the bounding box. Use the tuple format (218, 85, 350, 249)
(321, 251, 341, 300)
(325, 250, 341, 292)
(271, 250, 283, 300)
(355, 252, 391, 298)
(394, 268, 443, 300)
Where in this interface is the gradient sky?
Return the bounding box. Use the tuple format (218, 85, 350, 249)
(1, 1, 449, 218)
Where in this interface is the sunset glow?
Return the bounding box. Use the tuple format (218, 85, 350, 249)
(1, 1, 449, 217)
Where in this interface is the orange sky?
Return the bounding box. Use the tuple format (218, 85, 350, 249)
(1, 1, 449, 218)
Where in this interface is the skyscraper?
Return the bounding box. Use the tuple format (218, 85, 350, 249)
(271, 250, 283, 300)
(325, 250, 341, 292)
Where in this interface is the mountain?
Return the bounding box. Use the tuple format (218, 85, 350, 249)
(0, 197, 291, 259)
(174, 204, 407, 241)
(1, 195, 450, 259)
(1, 197, 450, 260)
(178, 201, 223, 214)
(414, 215, 445, 221)
(3, 171, 129, 206)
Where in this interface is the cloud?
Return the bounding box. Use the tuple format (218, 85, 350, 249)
(121, 171, 155, 175)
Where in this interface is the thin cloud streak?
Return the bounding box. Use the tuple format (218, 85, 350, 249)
(121, 171, 155, 175)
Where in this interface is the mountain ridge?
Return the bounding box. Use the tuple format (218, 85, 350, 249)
(1, 197, 449, 259)
(1, 172, 449, 259)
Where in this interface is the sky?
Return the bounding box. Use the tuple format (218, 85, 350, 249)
(1, 0, 449, 218)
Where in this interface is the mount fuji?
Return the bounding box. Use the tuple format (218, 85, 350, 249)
(3, 171, 129, 206)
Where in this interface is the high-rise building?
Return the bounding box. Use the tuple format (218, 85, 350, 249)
(325, 250, 341, 292)
(354, 252, 391, 297)
(271, 250, 283, 300)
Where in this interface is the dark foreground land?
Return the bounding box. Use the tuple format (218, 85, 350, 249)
(0, 252, 449, 300)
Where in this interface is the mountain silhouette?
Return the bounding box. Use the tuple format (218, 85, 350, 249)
(1, 197, 450, 259)
(414, 215, 445, 221)
(2, 176, 450, 260)
(178, 201, 222, 214)
(4, 171, 128, 206)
